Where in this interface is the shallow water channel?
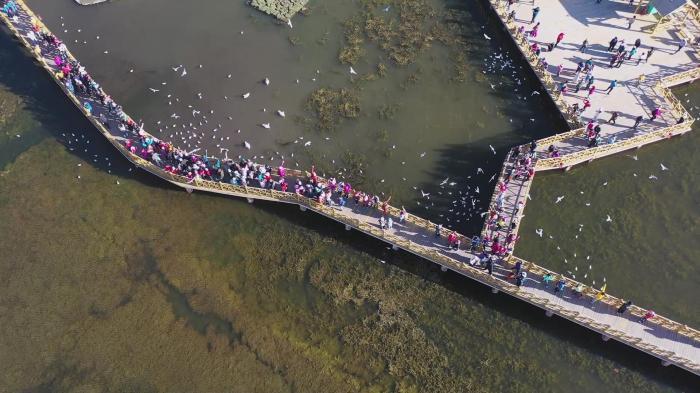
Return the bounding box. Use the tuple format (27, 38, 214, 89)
(0, 0, 698, 391)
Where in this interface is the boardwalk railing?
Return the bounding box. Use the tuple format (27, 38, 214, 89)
(2, 0, 699, 375)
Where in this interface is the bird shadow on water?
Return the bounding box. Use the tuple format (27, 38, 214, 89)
(2, 18, 697, 390)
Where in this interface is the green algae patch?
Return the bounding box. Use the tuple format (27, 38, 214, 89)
(306, 87, 360, 132)
(250, 0, 310, 21)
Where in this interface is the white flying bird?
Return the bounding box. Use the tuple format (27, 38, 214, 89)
(483, 33, 491, 40)
(605, 215, 613, 222)
(244, 141, 251, 150)
(242, 92, 251, 99)
(489, 144, 496, 154)
(277, 110, 286, 117)
(350, 66, 357, 75)
(261, 123, 271, 129)
(304, 141, 312, 147)
(535, 228, 543, 237)
(181, 68, 187, 77)
(555, 196, 565, 203)
(264, 77, 270, 85)
(172, 65, 182, 72)
(287, 19, 293, 28)
(476, 167, 484, 174)
(148, 88, 159, 93)
(660, 163, 669, 171)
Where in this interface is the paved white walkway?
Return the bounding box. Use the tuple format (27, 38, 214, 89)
(504, 0, 697, 152)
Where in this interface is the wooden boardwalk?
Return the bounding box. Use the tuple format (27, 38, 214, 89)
(1, 0, 699, 375)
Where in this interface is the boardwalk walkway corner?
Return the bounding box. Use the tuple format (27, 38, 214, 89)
(1, 0, 699, 375)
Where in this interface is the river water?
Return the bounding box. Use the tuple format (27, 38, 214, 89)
(0, 0, 697, 391)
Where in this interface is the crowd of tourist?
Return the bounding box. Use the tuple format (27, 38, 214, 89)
(3, 0, 665, 325)
(505, 0, 688, 150)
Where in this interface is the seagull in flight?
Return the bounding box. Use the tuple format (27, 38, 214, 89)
(476, 167, 484, 174)
(244, 141, 251, 150)
(148, 88, 159, 93)
(350, 66, 357, 75)
(277, 110, 286, 117)
(261, 123, 271, 129)
(660, 163, 669, 171)
(172, 65, 183, 72)
(242, 92, 251, 99)
(420, 190, 430, 198)
(555, 196, 565, 204)
(605, 215, 613, 222)
(304, 141, 312, 147)
(489, 144, 496, 155)
(483, 33, 491, 40)
(535, 228, 543, 237)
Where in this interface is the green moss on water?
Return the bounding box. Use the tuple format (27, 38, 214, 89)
(306, 87, 361, 132)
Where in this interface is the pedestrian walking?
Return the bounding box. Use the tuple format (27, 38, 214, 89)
(650, 107, 662, 120)
(633, 115, 643, 129)
(617, 42, 626, 54)
(591, 289, 606, 305)
(508, 9, 516, 22)
(556, 64, 564, 77)
(639, 310, 656, 324)
(509, 260, 523, 278)
(608, 36, 618, 52)
(542, 273, 555, 288)
(555, 32, 565, 47)
(637, 52, 645, 65)
(531, 6, 540, 23)
(636, 74, 646, 85)
(627, 15, 636, 29)
(609, 54, 618, 68)
(484, 257, 493, 275)
(554, 279, 566, 295)
(588, 84, 596, 97)
(575, 79, 583, 93)
(585, 75, 595, 90)
(646, 47, 655, 61)
(616, 300, 632, 315)
(676, 38, 686, 53)
(516, 271, 527, 287)
(615, 54, 625, 68)
(593, 107, 603, 121)
(634, 38, 641, 48)
(627, 46, 637, 60)
(608, 111, 619, 124)
(580, 39, 588, 53)
(606, 79, 617, 94)
(435, 223, 442, 238)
